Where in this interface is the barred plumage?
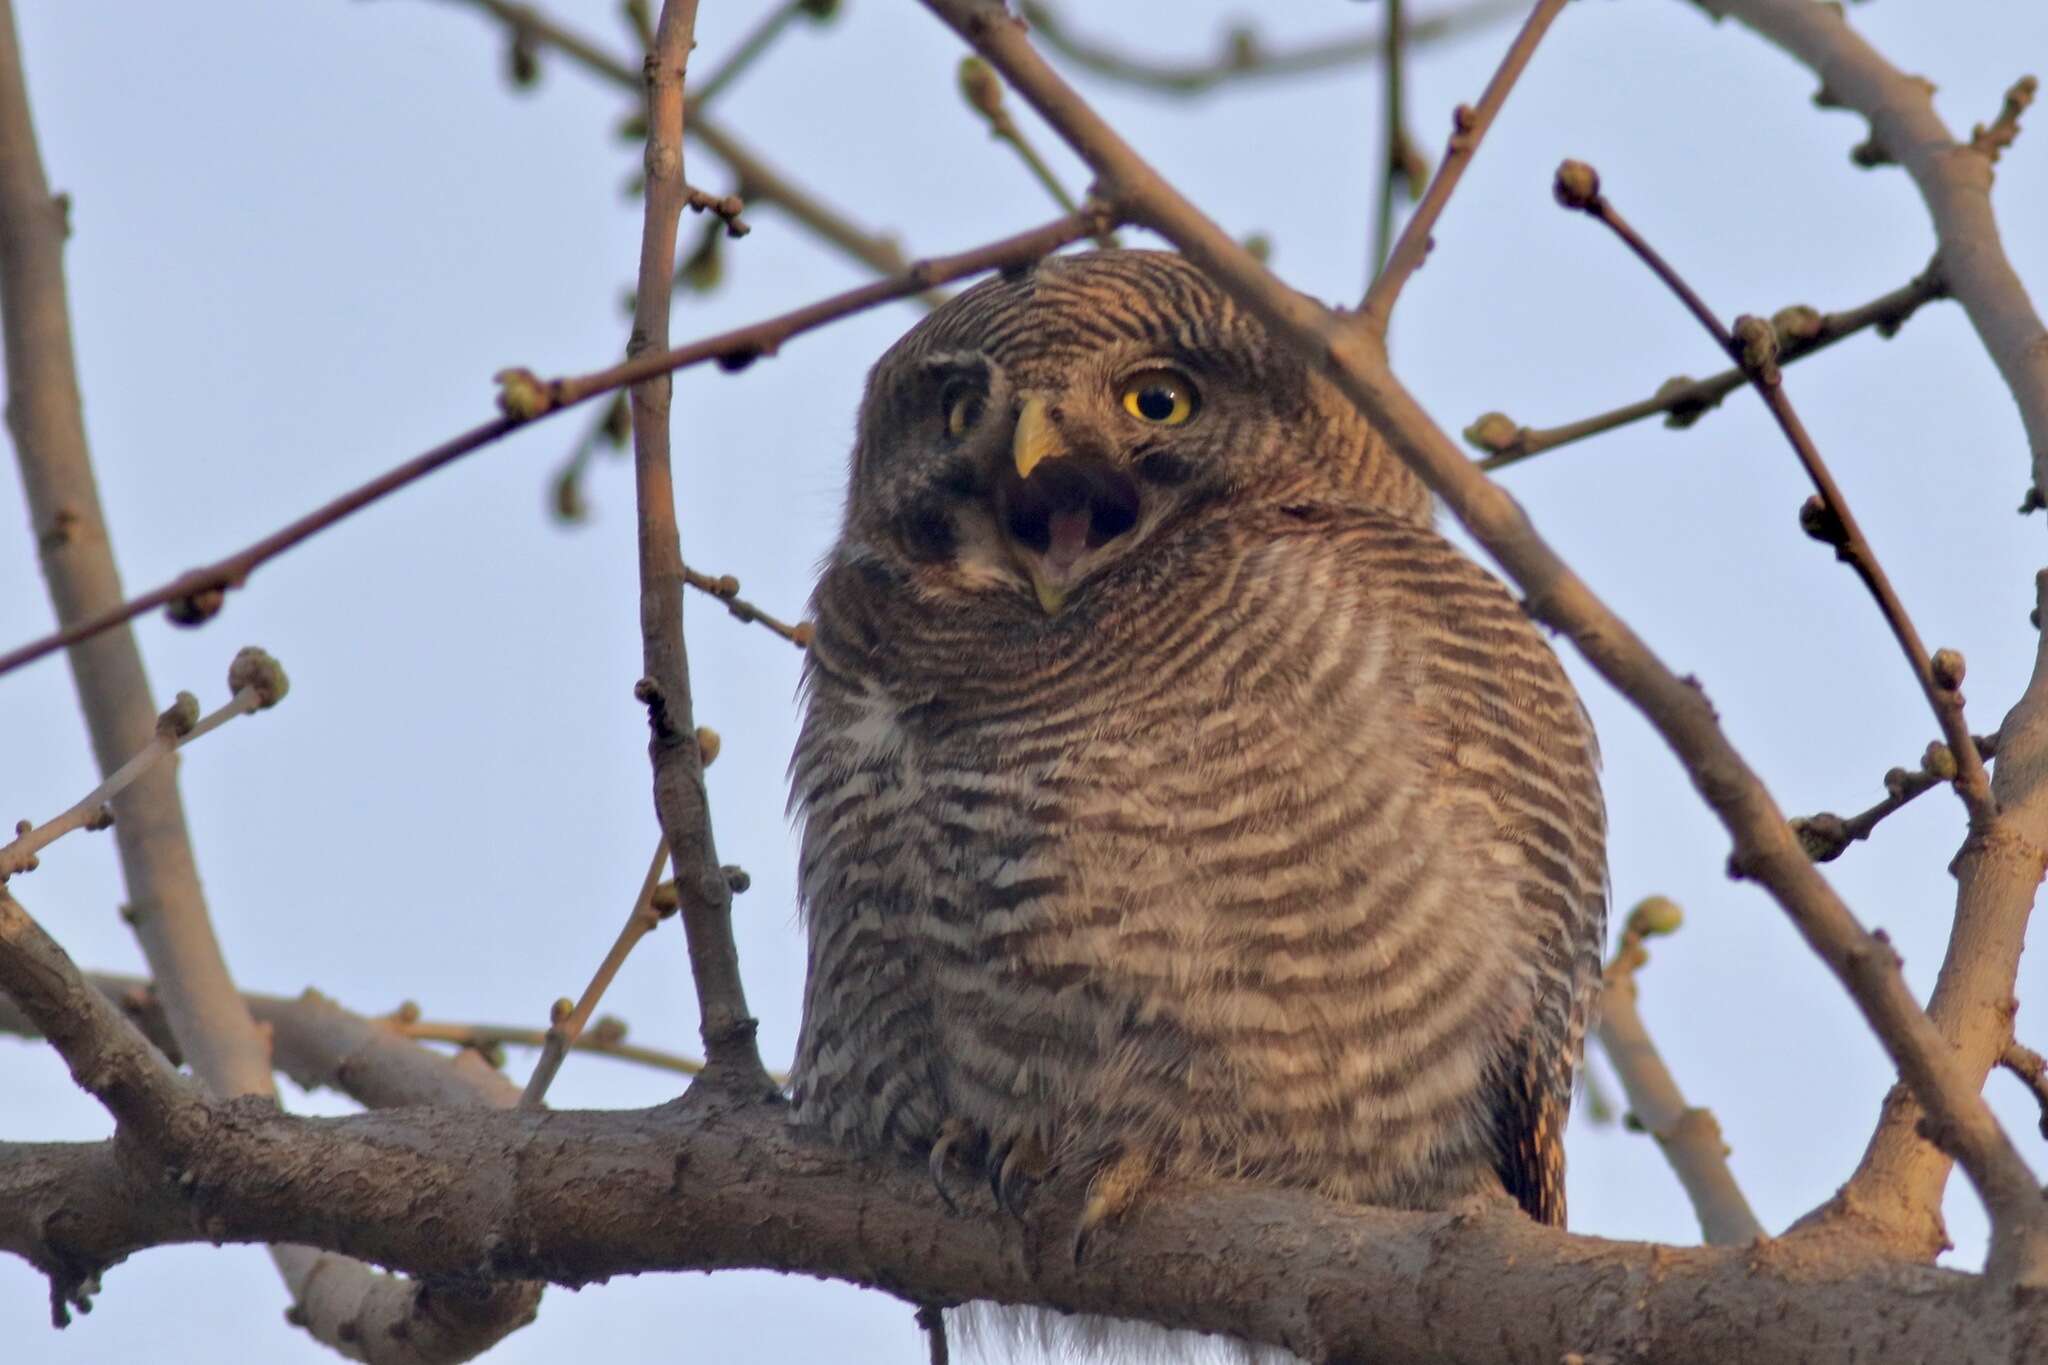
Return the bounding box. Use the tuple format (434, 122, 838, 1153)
(789, 251, 1605, 1354)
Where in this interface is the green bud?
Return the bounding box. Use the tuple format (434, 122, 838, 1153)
(1462, 411, 1521, 455)
(1627, 895, 1684, 938)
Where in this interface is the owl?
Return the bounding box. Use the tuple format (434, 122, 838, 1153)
(789, 250, 1606, 1351)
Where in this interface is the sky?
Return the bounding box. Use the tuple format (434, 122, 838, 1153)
(2, 1, 2046, 1361)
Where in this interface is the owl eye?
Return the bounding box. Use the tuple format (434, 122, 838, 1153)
(941, 381, 985, 439)
(1119, 369, 1198, 426)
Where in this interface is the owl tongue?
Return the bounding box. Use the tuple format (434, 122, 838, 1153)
(1043, 508, 1092, 574)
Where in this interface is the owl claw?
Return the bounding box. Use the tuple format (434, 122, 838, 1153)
(928, 1118, 974, 1214)
(1070, 1151, 1151, 1266)
(988, 1133, 1046, 1215)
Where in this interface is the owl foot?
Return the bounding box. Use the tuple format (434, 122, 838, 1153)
(1071, 1149, 1153, 1266)
(988, 1132, 1047, 1215)
(927, 1117, 977, 1214)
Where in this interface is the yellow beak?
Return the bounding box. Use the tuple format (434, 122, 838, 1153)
(1012, 396, 1065, 479)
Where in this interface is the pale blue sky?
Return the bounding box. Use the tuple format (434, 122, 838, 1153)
(3, 2, 2046, 1361)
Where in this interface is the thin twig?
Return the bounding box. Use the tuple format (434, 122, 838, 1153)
(1, 670, 284, 880)
(682, 564, 811, 647)
(1019, 0, 1524, 98)
(685, 0, 816, 111)
(922, 0, 2048, 1287)
(958, 56, 1116, 249)
(0, 209, 1105, 682)
(1969, 75, 2037, 167)
(437, 0, 941, 300)
(519, 838, 674, 1107)
(1792, 734, 1997, 863)
(1371, 0, 1427, 281)
(397, 1017, 713, 1079)
(1357, 0, 1571, 331)
(1470, 267, 1949, 469)
(1556, 161, 1996, 835)
(1999, 1042, 2048, 1141)
(1598, 898, 1767, 1246)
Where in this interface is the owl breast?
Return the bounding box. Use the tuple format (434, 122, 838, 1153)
(789, 502, 1605, 1220)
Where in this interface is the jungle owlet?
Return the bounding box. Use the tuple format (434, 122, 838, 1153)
(789, 250, 1607, 1345)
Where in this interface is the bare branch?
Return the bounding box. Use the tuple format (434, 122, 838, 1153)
(2, 662, 286, 880)
(2, 1089, 2044, 1364)
(1370, 0, 1428, 281)
(0, 210, 1104, 681)
(1969, 74, 2038, 167)
(681, 564, 811, 648)
(1698, 2, 2048, 509)
(920, 0, 2048, 1288)
(1555, 162, 1997, 832)
(1599, 898, 1767, 1246)
(623, 0, 769, 1088)
(1019, 0, 1524, 98)
(2000, 1042, 2048, 1141)
(1357, 0, 1571, 331)
(518, 837, 674, 1108)
(686, 0, 830, 111)
(1469, 267, 1949, 469)
(436, 0, 938, 296)
(1792, 734, 1998, 863)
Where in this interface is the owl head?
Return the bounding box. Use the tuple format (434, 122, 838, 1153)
(835, 249, 1428, 618)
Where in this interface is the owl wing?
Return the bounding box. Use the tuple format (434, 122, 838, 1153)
(1353, 506, 1607, 1229)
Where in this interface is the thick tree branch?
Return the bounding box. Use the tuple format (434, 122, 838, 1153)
(920, 0, 2048, 1289)
(4, 809, 2044, 1361)
(3, 1091, 2046, 1364)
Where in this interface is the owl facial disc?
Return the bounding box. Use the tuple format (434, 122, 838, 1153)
(995, 397, 1140, 615)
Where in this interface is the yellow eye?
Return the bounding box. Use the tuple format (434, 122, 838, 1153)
(1119, 369, 1197, 426)
(943, 384, 984, 438)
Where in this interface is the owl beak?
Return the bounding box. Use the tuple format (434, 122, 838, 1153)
(993, 398, 1142, 618)
(1012, 396, 1065, 480)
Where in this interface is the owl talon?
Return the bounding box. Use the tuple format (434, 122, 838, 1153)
(1070, 1150, 1150, 1265)
(988, 1133, 1046, 1215)
(928, 1118, 974, 1214)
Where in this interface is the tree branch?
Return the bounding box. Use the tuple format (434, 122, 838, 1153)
(1555, 161, 1996, 831)
(919, 0, 2048, 1289)
(2, 658, 286, 880)
(1467, 266, 1949, 469)
(0, 210, 1104, 682)
(1018, 0, 1525, 98)
(1698, 1, 2048, 507)
(517, 837, 674, 1108)
(623, 0, 770, 1088)
(3, 1091, 2044, 1364)
(1675, 0, 2048, 1264)
(1597, 899, 1767, 1246)
(1792, 733, 1997, 863)
(5, 866, 2044, 1361)
(1357, 0, 1571, 331)
(0, 6, 529, 1352)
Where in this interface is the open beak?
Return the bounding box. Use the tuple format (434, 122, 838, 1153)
(998, 397, 1140, 616)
